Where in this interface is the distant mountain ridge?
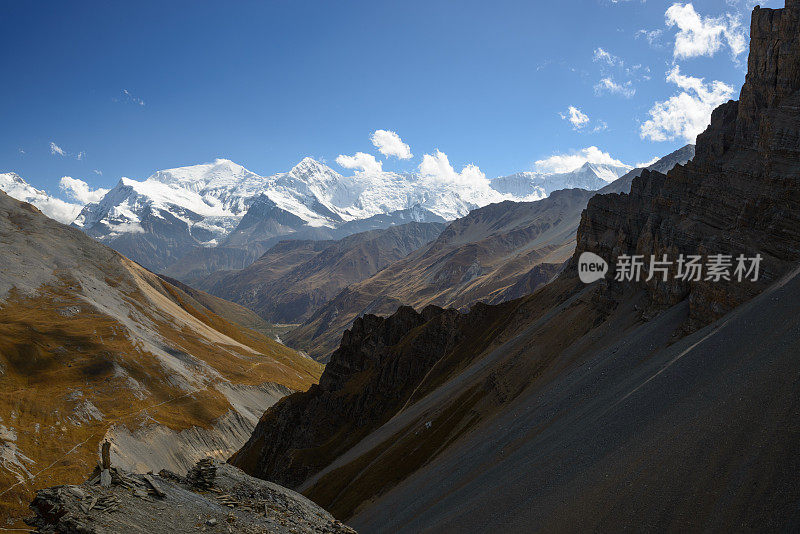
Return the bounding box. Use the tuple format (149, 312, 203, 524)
(198, 221, 446, 325)
(491, 161, 632, 199)
(0, 157, 633, 275)
(284, 145, 693, 361)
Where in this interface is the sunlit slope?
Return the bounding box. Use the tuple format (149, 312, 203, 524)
(0, 191, 322, 523)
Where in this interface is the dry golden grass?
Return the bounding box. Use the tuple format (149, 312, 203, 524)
(0, 265, 322, 527)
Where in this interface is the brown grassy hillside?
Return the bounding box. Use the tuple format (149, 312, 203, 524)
(0, 191, 322, 526)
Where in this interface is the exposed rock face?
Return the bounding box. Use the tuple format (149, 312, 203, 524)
(230, 301, 504, 488)
(576, 2, 800, 329)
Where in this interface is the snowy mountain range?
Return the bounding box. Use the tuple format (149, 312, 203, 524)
(1, 156, 639, 274)
(490, 162, 632, 200)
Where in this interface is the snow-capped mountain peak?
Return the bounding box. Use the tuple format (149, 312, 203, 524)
(280, 158, 343, 193)
(579, 161, 632, 183)
(57, 147, 684, 275)
(146, 158, 263, 192)
(490, 162, 632, 201)
(289, 157, 339, 179)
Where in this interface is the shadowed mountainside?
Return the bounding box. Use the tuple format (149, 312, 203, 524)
(229, 3, 800, 531)
(157, 274, 291, 340)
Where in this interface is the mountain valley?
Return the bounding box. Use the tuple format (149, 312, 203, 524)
(4, 1, 800, 531)
(226, 2, 800, 531)
(282, 145, 694, 360)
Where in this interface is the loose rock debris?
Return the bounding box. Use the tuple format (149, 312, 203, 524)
(26, 458, 357, 533)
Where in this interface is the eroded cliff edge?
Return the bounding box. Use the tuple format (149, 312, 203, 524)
(576, 1, 800, 329)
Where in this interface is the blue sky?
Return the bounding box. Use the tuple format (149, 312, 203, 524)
(0, 0, 782, 200)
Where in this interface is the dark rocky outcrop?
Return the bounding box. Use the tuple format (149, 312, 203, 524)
(576, 1, 800, 329)
(229, 301, 509, 488)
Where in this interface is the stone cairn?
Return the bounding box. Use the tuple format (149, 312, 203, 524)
(187, 457, 217, 490)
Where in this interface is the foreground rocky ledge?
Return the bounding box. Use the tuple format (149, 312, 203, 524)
(26, 459, 356, 534)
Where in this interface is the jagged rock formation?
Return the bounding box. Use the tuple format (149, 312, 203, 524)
(230, 301, 512, 488)
(577, 3, 800, 329)
(197, 222, 445, 326)
(601, 144, 695, 195)
(26, 460, 356, 533)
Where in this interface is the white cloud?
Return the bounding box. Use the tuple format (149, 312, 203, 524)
(560, 106, 590, 130)
(49, 141, 86, 160)
(665, 3, 746, 59)
(418, 150, 487, 186)
(594, 77, 636, 98)
(593, 47, 623, 68)
(59, 176, 110, 204)
(34, 197, 83, 224)
(370, 130, 413, 159)
(336, 152, 383, 173)
(533, 146, 629, 174)
(640, 66, 735, 142)
(93, 169, 103, 176)
(50, 142, 65, 156)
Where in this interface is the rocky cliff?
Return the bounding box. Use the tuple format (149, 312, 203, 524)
(576, 2, 800, 329)
(229, 300, 512, 489)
